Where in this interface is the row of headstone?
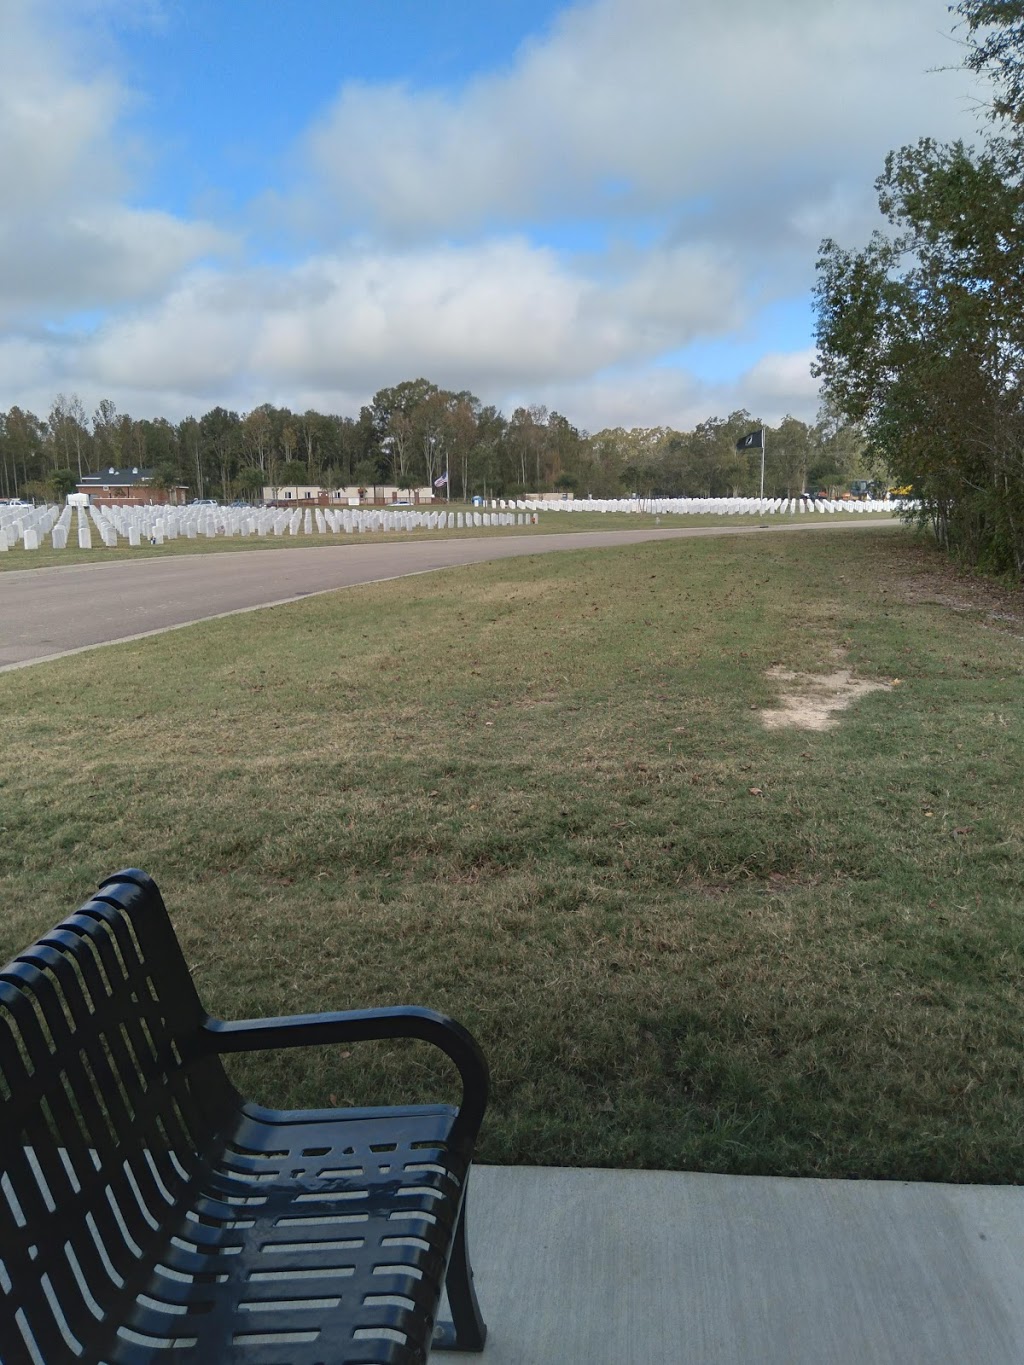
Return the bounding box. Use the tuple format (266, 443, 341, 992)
(529, 495, 900, 515)
(2, 489, 905, 555)
(0, 504, 60, 550)
(2, 502, 538, 551)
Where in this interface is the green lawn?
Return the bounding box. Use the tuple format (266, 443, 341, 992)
(1, 525, 1021, 1181)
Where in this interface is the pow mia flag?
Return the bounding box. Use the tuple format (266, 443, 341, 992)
(736, 429, 764, 451)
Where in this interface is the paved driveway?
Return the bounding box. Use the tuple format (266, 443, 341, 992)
(0, 522, 891, 671)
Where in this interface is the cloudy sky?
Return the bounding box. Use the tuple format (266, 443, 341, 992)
(1, 0, 984, 434)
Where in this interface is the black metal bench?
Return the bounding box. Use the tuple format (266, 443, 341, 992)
(0, 870, 489, 1364)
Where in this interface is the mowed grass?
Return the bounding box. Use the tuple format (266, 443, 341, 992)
(0, 505, 897, 572)
(1, 526, 1022, 1181)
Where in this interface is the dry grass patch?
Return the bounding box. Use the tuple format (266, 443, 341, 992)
(760, 663, 892, 730)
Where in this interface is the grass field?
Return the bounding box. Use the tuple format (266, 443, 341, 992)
(2, 524, 1022, 1181)
(0, 505, 897, 572)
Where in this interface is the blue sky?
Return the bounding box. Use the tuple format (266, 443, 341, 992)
(115, 1, 567, 218)
(1, 0, 982, 432)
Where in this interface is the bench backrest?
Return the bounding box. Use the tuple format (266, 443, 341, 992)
(0, 871, 235, 1363)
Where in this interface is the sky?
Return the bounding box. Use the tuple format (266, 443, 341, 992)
(0, 0, 986, 435)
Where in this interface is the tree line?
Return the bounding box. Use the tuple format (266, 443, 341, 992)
(814, 1, 1024, 576)
(0, 378, 871, 506)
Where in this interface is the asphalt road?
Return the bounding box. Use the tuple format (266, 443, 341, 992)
(0, 521, 891, 671)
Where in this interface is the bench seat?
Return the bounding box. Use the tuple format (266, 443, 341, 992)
(0, 870, 488, 1364)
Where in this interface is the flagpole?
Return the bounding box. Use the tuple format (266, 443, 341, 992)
(760, 426, 766, 500)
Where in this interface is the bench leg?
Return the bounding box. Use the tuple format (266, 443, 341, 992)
(433, 1190, 487, 1352)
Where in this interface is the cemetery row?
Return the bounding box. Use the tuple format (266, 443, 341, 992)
(0, 503, 533, 552)
(532, 495, 899, 515)
(0, 495, 901, 553)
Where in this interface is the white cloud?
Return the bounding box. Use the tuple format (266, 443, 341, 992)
(67, 236, 745, 411)
(0, 208, 231, 322)
(512, 344, 822, 436)
(0, 0, 232, 325)
(303, 0, 981, 239)
(0, 0, 125, 206)
(0, 0, 990, 434)
(741, 347, 821, 412)
(0, 333, 68, 399)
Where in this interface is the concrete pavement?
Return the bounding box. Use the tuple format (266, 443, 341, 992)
(0, 522, 895, 671)
(457, 1165, 1024, 1364)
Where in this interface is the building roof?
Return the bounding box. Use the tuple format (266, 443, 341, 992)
(78, 467, 154, 486)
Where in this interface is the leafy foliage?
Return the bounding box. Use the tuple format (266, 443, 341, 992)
(1, 384, 864, 508)
(956, 0, 1024, 124)
(814, 7, 1024, 575)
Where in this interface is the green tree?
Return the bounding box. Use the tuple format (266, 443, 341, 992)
(179, 416, 204, 499)
(813, 4, 1024, 573)
(47, 468, 78, 501)
(234, 466, 267, 502)
(48, 394, 89, 478)
(241, 406, 274, 476)
(956, 1, 1024, 123)
(766, 417, 815, 497)
(92, 399, 120, 468)
(2, 407, 45, 497)
(461, 404, 505, 501)
(814, 137, 1024, 569)
(199, 407, 242, 502)
(277, 460, 311, 486)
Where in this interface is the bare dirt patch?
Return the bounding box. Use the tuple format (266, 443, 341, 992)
(887, 541, 1024, 631)
(760, 665, 891, 731)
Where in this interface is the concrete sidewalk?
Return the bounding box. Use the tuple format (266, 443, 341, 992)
(451, 1166, 1024, 1364)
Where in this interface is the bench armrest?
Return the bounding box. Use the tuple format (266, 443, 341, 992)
(200, 1006, 488, 1148)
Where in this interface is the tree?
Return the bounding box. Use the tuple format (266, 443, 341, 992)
(768, 416, 816, 497)
(92, 399, 120, 468)
(416, 389, 457, 488)
(506, 406, 549, 490)
(810, 2, 1024, 573)
(277, 460, 310, 486)
(674, 415, 754, 497)
(814, 134, 1024, 570)
(48, 394, 89, 478)
(602, 426, 666, 495)
(47, 468, 78, 501)
(149, 465, 180, 502)
(955, 1, 1024, 123)
(383, 411, 414, 484)
(461, 404, 504, 501)
(180, 417, 203, 498)
(241, 406, 274, 475)
(2, 407, 45, 496)
(199, 408, 242, 502)
(234, 466, 267, 502)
